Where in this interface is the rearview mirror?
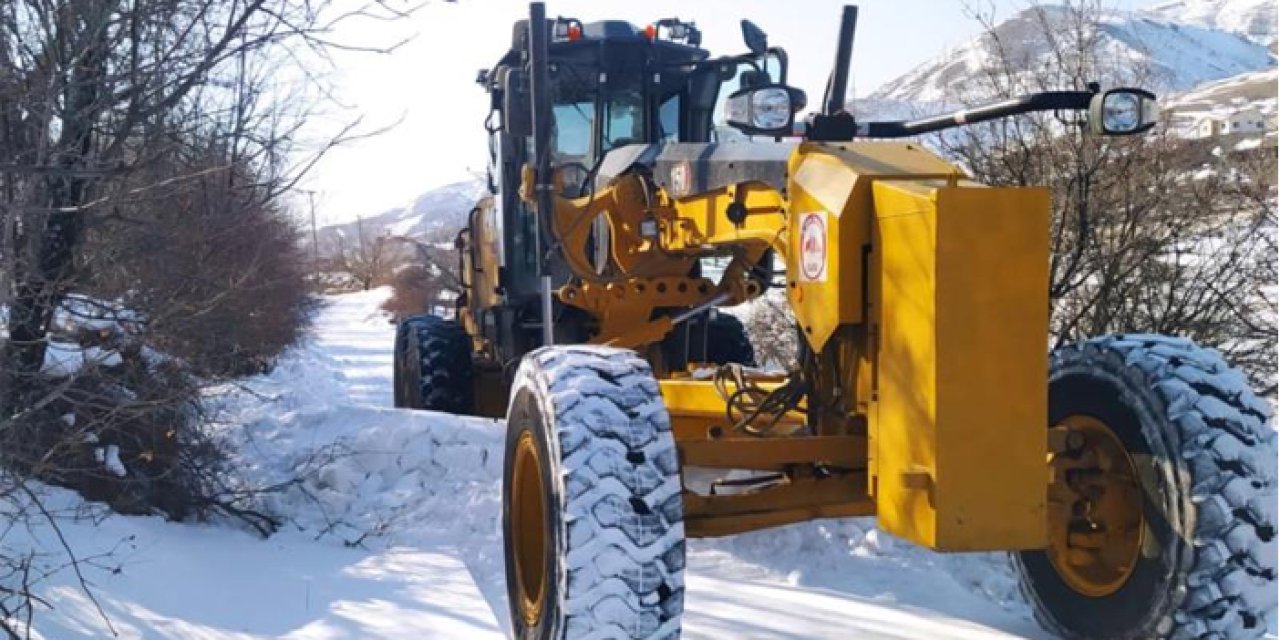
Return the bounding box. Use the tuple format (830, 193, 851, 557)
(741, 20, 768, 55)
(502, 68, 532, 137)
(1089, 88, 1158, 136)
(724, 84, 805, 136)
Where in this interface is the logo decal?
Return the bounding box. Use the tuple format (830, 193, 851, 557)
(799, 212, 827, 282)
(670, 161, 691, 197)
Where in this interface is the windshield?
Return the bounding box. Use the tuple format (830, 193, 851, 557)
(603, 83, 645, 151)
(550, 62, 597, 163)
(552, 102, 593, 160)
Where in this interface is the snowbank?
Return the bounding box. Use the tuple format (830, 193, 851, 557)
(7, 287, 1109, 638)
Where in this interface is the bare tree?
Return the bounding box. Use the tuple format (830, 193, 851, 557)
(0, 0, 406, 407)
(934, 0, 1276, 390)
(330, 217, 393, 290)
(0, 1, 419, 633)
(380, 234, 460, 320)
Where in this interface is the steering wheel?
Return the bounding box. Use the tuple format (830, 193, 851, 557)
(556, 161, 592, 197)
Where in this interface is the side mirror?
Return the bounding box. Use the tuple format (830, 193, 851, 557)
(724, 84, 805, 137)
(741, 20, 768, 55)
(1089, 88, 1158, 136)
(502, 68, 532, 137)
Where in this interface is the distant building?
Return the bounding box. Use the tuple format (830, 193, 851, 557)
(1193, 116, 1224, 138)
(1187, 107, 1274, 139)
(1224, 108, 1267, 134)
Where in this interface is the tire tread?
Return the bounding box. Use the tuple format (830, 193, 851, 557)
(514, 345, 684, 639)
(1020, 334, 1276, 640)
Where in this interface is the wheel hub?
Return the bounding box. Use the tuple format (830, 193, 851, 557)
(1046, 414, 1144, 598)
(511, 431, 549, 625)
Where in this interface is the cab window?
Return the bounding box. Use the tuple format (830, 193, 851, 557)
(552, 102, 593, 159)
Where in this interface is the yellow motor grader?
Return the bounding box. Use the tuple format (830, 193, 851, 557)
(392, 4, 1277, 638)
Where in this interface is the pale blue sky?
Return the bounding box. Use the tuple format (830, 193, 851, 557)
(301, 0, 1147, 224)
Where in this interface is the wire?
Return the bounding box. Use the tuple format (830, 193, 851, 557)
(713, 363, 808, 437)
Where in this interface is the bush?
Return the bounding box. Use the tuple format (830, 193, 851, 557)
(83, 154, 318, 379)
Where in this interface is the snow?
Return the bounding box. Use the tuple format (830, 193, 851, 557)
(93, 445, 127, 478)
(12, 488, 502, 640)
(41, 342, 123, 376)
(14, 289, 1073, 638)
(1144, 0, 1278, 46)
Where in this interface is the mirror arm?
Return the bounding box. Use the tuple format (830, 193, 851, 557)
(768, 47, 788, 85)
(845, 90, 1097, 139)
(805, 89, 1093, 142)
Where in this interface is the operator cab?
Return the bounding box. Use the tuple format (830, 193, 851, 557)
(475, 15, 792, 309)
(481, 16, 790, 197)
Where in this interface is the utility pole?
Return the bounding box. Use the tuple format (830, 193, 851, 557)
(305, 190, 320, 283)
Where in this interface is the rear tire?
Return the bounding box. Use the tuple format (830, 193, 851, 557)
(503, 346, 685, 639)
(393, 315, 473, 413)
(1016, 335, 1277, 640)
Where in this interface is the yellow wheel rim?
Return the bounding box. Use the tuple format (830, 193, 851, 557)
(1047, 414, 1145, 598)
(512, 431, 548, 625)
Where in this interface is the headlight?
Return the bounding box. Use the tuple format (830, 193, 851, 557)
(751, 88, 793, 130)
(1103, 92, 1141, 132)
(1089, 88, 1159, 136)
(723, 85, 801, 136)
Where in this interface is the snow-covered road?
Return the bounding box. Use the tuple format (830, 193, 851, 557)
(26, 288, 1053, 639)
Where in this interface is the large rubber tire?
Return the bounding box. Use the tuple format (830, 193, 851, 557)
(1016, 335, 1277, 640)
(503, 346, 685, 640)
(392, 315, 473, 413)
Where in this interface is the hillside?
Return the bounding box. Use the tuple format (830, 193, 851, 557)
(869, 3, 1275, 103)
(317, 178, 486, 253)
(1145, 0, 1278, 46)
(1165, 66, 1279, 114)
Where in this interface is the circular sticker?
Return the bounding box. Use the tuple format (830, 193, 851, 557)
(800, 212, 827, 282)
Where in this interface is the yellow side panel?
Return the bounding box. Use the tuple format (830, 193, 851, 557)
(872, 180, 1050, 551)
(786, 152, 865, 349)
(786, 142, 962, 351)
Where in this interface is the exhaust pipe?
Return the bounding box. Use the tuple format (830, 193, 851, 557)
(824, 6, 858, 116)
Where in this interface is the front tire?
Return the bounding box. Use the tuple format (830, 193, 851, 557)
(503, 346, 685, 639)
(1017, 335, 1277, 639)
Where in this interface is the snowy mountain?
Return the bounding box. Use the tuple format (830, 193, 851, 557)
(1145, 0, 1278, 47)
(869, 3, 1276, 103)
(318, 178, 486, 251)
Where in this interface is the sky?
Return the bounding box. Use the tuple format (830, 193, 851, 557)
(297, 0, 1147, 226)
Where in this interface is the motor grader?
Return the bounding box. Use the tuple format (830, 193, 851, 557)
(392, 4, 1277, 639)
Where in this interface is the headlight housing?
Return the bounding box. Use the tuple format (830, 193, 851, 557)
(724, 84, 805, 137)
(1088, 88, 1159, 136)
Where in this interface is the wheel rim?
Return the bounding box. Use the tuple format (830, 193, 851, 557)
(1047, 414, 1145, 598)
(511, 431, 548, 625)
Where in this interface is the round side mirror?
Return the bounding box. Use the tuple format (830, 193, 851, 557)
(1089, 88, 1158, 136)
